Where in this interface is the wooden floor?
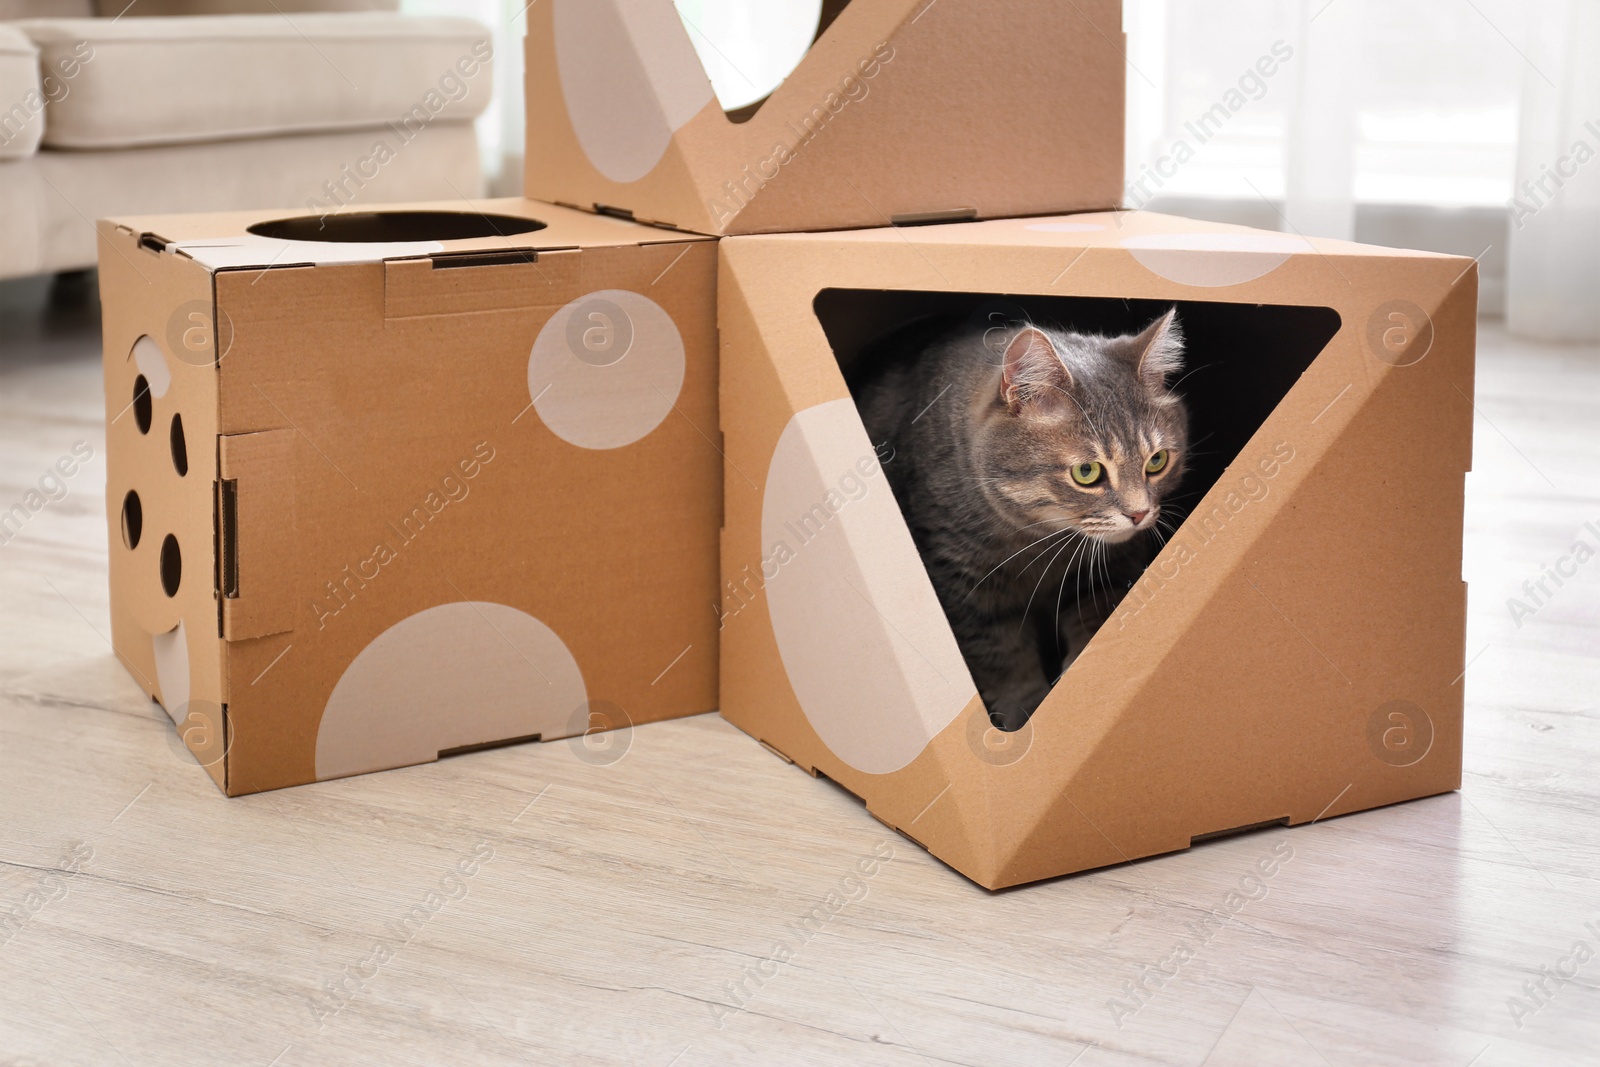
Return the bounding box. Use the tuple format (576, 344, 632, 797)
(1, 273, 1596, 1067)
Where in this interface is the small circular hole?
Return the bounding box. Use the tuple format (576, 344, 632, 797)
(121, 490, 143, 549)
(160, 534, 181, 597)
(133, 375, 153, 434)
(170, 413, 188, 476)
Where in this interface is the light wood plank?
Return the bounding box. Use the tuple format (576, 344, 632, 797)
(2, 275, 1597, 1066)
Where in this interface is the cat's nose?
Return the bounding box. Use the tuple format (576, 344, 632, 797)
(1125, 509, 1149, 526)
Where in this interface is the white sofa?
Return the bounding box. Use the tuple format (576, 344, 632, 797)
(0, 0, 492, 279)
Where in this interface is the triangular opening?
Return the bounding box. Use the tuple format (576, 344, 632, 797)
(674, 0, 854, 122)
(815, 289, 1341, 732)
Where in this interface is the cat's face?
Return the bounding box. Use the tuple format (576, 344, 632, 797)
(974, 311, 1188, 545)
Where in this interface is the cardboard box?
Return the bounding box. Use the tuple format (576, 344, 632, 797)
(98, 198, 720, 795)
(717, 210, 1476, 889)
(523, 0, 1124, 236)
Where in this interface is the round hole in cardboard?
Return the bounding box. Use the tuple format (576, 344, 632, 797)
(159, 534, 181, 597)
(674, 0, 824, 114)
(133, 375, 153, 434)
(121, 490, 142, 550)
(169, 413, 188, 476)
(245, 211, 546, 244)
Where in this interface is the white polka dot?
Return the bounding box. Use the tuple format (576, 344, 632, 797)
(529, 289, 685, 450)
(1120, 232, 1313, 287)
(1025, 221, 1107, 233)
(316, 602, 588, 781)
(131, 335, 172, 398)
(554, 0, 714, 183)
(761, 399, 976, 775)
(151, 619, 189, 726)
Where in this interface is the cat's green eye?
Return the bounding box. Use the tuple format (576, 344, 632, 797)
(1069, 462, 1104, 486)
(1146, 449, 1170, 474)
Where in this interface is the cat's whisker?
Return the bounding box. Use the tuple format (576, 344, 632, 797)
(1168, 361, 1217, 393)
(1022, 528, 1083, 573)
(961, 524, 1075, 600)
(1059, 532, 1097, 633)
(1019, 531, 1082, 634)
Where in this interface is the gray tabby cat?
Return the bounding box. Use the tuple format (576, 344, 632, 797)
(852, 310, 1188, 731)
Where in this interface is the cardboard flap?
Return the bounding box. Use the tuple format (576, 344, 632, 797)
(384, 250, 584, 319)
(219, 429, 297, 642)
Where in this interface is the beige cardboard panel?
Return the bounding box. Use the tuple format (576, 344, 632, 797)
(717, 213, 1475, 888)
(525, 0, 1124, 235)
(218, 429, 297, 642)
(207, 233, 718, 794)
(725, 1, 1126, 234)
(383, 253, 582, 319)
(97, 221, 227, 792)
(716, 264, 834, 768)
(760, 400, 977, 775)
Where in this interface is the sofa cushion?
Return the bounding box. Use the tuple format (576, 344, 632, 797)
(1, 120, 481, 278)
(99, 1, 396, 13)
(0, 1, 91, 16)
(0, 24, 42, 159)
(14, 13, 492, 149)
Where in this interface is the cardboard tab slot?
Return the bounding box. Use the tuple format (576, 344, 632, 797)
(217, 430, 297, 642)
(890, 209, 977, 226)
(1190, 818, 1290, 846)
(438, 733, 542, 759)
(430, 249, 541, 270)
(384, 250, 582, 319)
(218, 479, 239, 600)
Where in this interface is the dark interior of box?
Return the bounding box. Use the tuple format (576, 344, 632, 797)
(247, 211, 546, 244)
(814, 288, 1341, 726)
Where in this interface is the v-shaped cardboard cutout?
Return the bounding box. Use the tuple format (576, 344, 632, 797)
(524, 0, 1125, 235)
(717, 211, 1476, 889)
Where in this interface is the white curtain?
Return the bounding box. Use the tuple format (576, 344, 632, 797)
(1282, 0, 1357, 241)
(1126, 0, 1599, 339)
(1506, 0, 1600, 341)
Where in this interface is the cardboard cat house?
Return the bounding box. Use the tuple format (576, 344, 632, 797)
(523, 0, 1125, 236)
(99, 198, 720, 796)
(717, 210, 1476, 889)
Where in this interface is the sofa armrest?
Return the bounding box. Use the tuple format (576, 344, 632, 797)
(93, 1, 399, 14)
(0, 24, 43, 159)
(15, 12, 492, 150)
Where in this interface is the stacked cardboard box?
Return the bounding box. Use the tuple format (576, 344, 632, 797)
(100, 202, 720, 795)
(102, 0, 1473, 887)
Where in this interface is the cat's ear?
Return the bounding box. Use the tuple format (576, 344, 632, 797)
(1130, 308, 1184, 392)
(1001, 326, 1071, 415)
